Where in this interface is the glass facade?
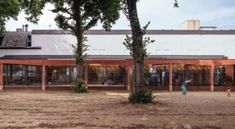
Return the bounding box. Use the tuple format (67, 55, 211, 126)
(2, 63, 235, 88)
(173, 64, 210, 86)
(46, 66, 77, 85)
(214, 65, 235, 86)
(145, 64, 169, 86)
(3, 64, 42, 85)
(88, 65, 127, 86)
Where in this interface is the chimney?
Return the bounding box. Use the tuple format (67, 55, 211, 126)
(22, 25, 25, 32)
(182, 20, 200, 30)
(16, 28, 23, 32)
(25, 24, 28, 32)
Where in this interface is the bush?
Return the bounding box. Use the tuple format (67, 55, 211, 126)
(71, 80, 88, 93)
(128, 90, 154, 104)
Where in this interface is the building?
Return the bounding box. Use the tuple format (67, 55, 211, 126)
(0, 21, 235, 91)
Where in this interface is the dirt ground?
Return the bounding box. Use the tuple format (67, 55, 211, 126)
(0, 90, 234, 129)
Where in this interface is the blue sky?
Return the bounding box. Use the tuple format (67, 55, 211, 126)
(5, 0, 235, 31)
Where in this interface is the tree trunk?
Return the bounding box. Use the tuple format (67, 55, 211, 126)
(73, 0, 84, 84)
(127, 0, 145, 93)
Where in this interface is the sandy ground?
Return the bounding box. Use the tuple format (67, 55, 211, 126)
(0, 90, 235, 129)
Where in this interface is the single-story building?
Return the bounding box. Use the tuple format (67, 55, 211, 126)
(0, 20, 235, 91)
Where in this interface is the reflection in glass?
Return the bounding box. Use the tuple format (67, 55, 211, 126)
(88, 65, 127, 86)
(173, 64, 210, 86)
(214, 65, 235, 86)
(3, 64, 42, 85)
(47, 66, 76, 85)
(145, 64, 169, 86)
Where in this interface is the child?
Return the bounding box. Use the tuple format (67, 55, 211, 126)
(181, 79, 191, 95)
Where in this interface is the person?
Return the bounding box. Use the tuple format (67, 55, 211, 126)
(149, 65, 158, 86)
(181, 79, 191, 95)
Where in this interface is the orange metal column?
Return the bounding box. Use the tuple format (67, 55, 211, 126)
(127, 65, 131, 91)
(210, 64, 214, 91)
(42, 64, 46, 91)
(169, 63, 173, 92)
(85, 63, 88, 88)
(0, 62, 3, 91)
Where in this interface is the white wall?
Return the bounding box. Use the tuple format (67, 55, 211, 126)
(1, 34, 235, 59)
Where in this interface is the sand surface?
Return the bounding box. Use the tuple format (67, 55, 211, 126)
(0, 90, 234, 129)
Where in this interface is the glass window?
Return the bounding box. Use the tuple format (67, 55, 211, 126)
(145, 64, 169, 86)
(47, 66, 76, 85)
(27, 66, 42, 85)
(173, 64, 210, 86)
(214, 65, 235, 86)
(88, 65, 127, 86)
(3, 64, 42, 85)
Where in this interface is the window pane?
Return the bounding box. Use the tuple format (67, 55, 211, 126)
(88, 65, 127, 86)
(146, 64, 169, 86)
(214, 65, 235, 86)
(173, 64, 210, 86)
(3, 64, 42, 86)
(27, 66, 42, 85)
(47, 66, 76, 85)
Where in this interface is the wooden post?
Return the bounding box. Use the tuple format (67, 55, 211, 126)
(85, 63, 88, 88)
(42, 64, 46, 91)
(0, 62, 3, 91)
(169, 63, 173, 92)
(127, 65, 131, 91)
(210, 64, 214, 92)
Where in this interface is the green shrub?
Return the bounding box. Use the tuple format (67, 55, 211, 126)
(71, 80, 88, 93)
(128, 90, 154, 104)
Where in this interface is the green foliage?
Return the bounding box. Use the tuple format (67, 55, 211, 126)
(21, 0, 121, 82)
(174, 0, 179, 8)
(129, 90, 154, 104)
(144, 66, 150, 86)
(0, 20, 5, 37)
(21, 0, 121, 32)
(0, 0, 20, 36)
(71, 79, 88, 93)
(131, 66, 151, 89)
(72, 37, 89, 65)
(123, 21, 155, 58)
(20, 0, 49, 23)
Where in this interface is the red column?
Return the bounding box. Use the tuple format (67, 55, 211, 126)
(210, 64, 214, 91)
(0, 62, 3, 90)
(169, 63, 173, 92)
(85, 63, 88, 88)
(42, 64, 46, 91)
(127, 65, 131, 91)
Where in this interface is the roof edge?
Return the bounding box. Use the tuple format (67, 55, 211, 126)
(0, 47, 41, 49)
(31, 29, 235, 35)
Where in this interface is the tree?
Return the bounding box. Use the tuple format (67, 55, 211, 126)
(20, 0, 121, 89)
(122, 0, 154, 103)
(0, 0, 20, 37)
(123, 0, 178, 103)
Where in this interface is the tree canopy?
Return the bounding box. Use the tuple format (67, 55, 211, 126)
(20, 0, 121, 90)
(0, 0, 20, 36)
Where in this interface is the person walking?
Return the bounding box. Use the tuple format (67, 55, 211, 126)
(181, 79, 191, 95)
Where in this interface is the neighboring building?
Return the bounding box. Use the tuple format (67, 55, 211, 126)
(182, 20, 200, 30)
(0, 21, 235, 91)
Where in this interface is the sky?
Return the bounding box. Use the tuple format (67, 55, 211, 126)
(5, 0, 235, 31)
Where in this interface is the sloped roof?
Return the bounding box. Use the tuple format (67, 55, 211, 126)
(1, 32, 30, 47)
(32, 30, 70, 35)
(85, 30, 235, 35)
(32, 29, 235, 35)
